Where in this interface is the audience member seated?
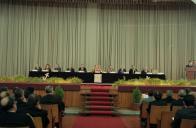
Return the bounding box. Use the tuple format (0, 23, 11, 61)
(53, 64, 62, 72)
(0, 96, 35, 128)
(14, 88, 29, 113)
(0, 90, 10, 112)
(171, 89, 186, 109)
(147, 91, 167, 113)
(34, 65, 42, 72)
(141, 69, 147, 75)
(142, 90, 155, 103)
(78, 64, 87, 72)
(118, 68, 126, 74)
(40, 85, 65, 112)
(44, 64, 51, 72)
(0, 87, 9, 100)
(140, 90, 155, 127)
(24, 94, 49, 128)
(93, 64, 102, 73)
(66, 67, 75, 72)
(107, 65, 114, 73)
(24, 87, 35, 99)
(147, 91, 167, 128)
(0, 86, 8, 93)
(129, 65, 137, 74)
(172, 92, 196, 128)
(163, 90, 176, 104)
(184, 88, 193, 100)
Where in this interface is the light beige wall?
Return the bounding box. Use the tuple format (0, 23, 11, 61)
(0, 4, 195, 79)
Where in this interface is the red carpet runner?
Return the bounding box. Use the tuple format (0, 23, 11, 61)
(73, 116, 127, 128)
(81, 86, 118, 115)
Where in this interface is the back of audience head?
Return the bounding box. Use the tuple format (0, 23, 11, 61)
(153, 91, 162, 100)
(0, 96, 16, 112)
(0, 86, 8, 93)
(185, 88, 192, 95)
(148, 90, 154, 97)
(45, 85, 53, 94)
(183, 94, 195, 107)
(188, 92, 196, 106)
(0, 91, 9, 100)
(178, 89, 186, 98)
(27, 94, 41, 107)
(24, 87, 34, 99)
(14, 88, 25, 101)
(166, 90, 173, 97)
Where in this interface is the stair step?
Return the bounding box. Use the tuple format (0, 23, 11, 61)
(85, 101, 114, 105)
(85, 105, 114, 110)
(86, 96, 114, 101)
(81, 92, 117, 96)
(81, 110, 115, 115)
(91, 89, 110, 92)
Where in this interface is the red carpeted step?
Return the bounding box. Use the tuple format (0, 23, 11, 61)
(91, 89, 110, 92)
(86, 96, 114, 101)
(82, 92, 117, 97)
(85, 105, 114, 110)
(84, 110, 114, 115)
(85, 101, 114, 106)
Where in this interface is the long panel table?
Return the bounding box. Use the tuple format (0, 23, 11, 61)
(29, 71, 166, 83)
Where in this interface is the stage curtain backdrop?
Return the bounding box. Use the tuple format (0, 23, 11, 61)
(0, 3, 195, 79)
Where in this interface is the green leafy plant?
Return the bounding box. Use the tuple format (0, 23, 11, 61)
(65, 77, 83, 84)
(112, 79, 126, 86)
(54, 86, 64, 99)
(132, 87, 142, 104)
(46, 77, 66, 84)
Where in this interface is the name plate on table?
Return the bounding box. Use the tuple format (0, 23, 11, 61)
(94, 74, 102, 83)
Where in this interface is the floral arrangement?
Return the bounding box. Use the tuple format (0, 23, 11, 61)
(112, 78, 196, 86)
(0, 76, 83, 84)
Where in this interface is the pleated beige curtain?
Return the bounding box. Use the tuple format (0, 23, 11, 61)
(0, 2, 195, 79)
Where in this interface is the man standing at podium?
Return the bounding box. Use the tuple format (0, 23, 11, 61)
(185, 60, 196, 80)
(186, 60, 193, 67)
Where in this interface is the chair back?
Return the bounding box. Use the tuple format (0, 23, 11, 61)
(180, 119, 196, 128)
(172, 106, 183, 114)
(140, 102, 149, 119)
(150, 105, 170, 125)
(160, 111, 175, 128)
(32, 117, 43, 128)
(41, 104, 59, 128)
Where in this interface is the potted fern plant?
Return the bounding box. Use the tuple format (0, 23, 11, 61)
(54, 86, 64, 100)
(131, 87, 142, 110)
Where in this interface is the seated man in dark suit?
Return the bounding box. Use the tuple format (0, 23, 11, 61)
(25, 94, 49, 128)
(147, 91, 167, 128)
(53, 64, 62, 72)
(0, 96, 35, 128)
(147, 91, 167, 113)
(118, 68, 126, 74)
(66, 67, 75, 72)
(129, 65, 137, 74)
(40, 85, 65, 112)
(171, 89, 186, 110)
(78, 64, 87, 72)
(163, 90, 176, 104)
(14, 88, 29, 113)
(24, 87, 35, 99)
(172, 93, 196, 128)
